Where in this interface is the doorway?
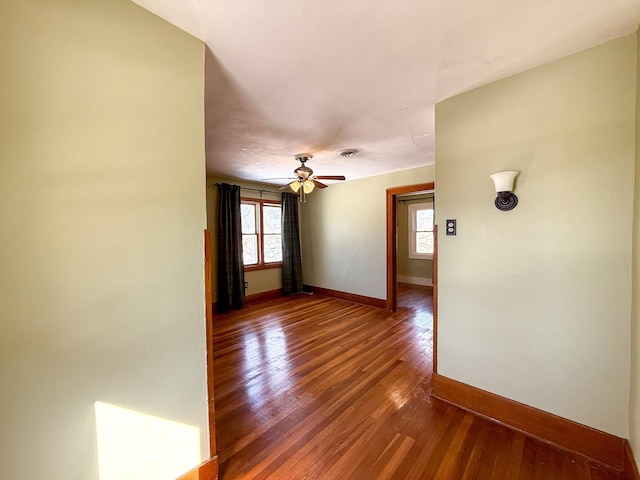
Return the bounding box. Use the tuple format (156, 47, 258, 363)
(395, 191, 434, 308)
(386, 182, 437, 372)
(386, 182, 435, 311)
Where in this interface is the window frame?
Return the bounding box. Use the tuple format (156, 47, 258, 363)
(241, 197, 282, 271)
(408, 201, 434, 260)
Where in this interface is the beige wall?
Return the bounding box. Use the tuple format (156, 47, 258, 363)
(435, 35, 637, 437)
(397, 196, 433, 285)
(206, 177, 283, 300)
(0, 1, 208, 478)
(631, 28, 640, 453)
(301, 165, 435, 300)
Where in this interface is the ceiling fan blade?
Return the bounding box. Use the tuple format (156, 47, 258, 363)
(262, 177, 295, 181)
(312, 179, 328, 189)
(314, 175, 346, 181)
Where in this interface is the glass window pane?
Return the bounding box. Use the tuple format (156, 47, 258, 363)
(263, 206, 281, 234)
(416, 209, 434, 232)
(264, 234, 282, 263)
(241, 204, 256, 234)
(416, 232, 434, 254)
(242, 234, 258, 265)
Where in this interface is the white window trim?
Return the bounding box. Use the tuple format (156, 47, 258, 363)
(409, 201, 434, 260)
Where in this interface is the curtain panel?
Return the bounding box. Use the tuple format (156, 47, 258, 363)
(281, 192, 303, 296)
(217, 183, 245, 312)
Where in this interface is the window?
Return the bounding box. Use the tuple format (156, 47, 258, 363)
(409, 202, 434, 259)
(241, 199, 282, 269)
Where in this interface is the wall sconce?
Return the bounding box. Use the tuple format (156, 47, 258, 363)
(490, 171, 519, 211)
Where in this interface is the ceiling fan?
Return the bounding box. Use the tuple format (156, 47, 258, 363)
(278, 153, 346, 202)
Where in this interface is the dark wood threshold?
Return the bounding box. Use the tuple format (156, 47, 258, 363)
(431, 373, 625, 471)
(303, 284, 386, 309)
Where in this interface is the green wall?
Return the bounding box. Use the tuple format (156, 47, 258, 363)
(436, 34, 636, 437)
(0, 1, 208, 477)
(301, 165, 435, 300)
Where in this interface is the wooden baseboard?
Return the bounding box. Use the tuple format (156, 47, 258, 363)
(625, 440, 640, 480)
(431, 373, 624, 470)
(303, 285, 386, 309)
(177, 456, 218, 480)
(244, 288, 283, 305)
(213, 289, 283, 312)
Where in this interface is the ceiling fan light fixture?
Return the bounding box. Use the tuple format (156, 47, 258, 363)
(289, 181, 301, 193)
(302, 179, 315, 194)
(281, 152, 346, 202)
(295, 166, 313, 178)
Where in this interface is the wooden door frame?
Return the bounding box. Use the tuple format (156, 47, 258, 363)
(385, 182, 435, 311)
(203, 230, 219, 477)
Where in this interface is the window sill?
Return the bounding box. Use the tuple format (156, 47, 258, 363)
(244, 263, 282, 272)
(408, 254, 433, 260)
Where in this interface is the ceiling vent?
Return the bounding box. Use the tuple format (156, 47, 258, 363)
(338, 149, 359, 157)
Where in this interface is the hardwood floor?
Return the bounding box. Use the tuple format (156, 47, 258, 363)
(213, 284, 622, 479)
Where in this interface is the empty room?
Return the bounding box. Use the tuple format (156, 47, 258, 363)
(3, 1, 640, 479)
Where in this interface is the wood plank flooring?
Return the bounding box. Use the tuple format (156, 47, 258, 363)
(213, 284, 622, 479)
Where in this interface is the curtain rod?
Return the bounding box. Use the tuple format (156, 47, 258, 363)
(214, 183, 282, 197)
(398, 195, 434, 204)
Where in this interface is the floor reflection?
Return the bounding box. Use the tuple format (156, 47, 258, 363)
(397, 282, 434, 373)
(242, 323, 293, 409)
(213, 285, 437, 480)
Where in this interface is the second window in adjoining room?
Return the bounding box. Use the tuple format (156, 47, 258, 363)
(241, 199, 282, 269)
(409, 201, 434, 259)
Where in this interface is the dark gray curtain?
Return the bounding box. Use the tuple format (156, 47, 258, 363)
(217, 183, 245, 313)
(281, 192, 303, 296)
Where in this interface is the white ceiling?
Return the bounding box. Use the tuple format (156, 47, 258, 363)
(132, 0, 640, 186)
